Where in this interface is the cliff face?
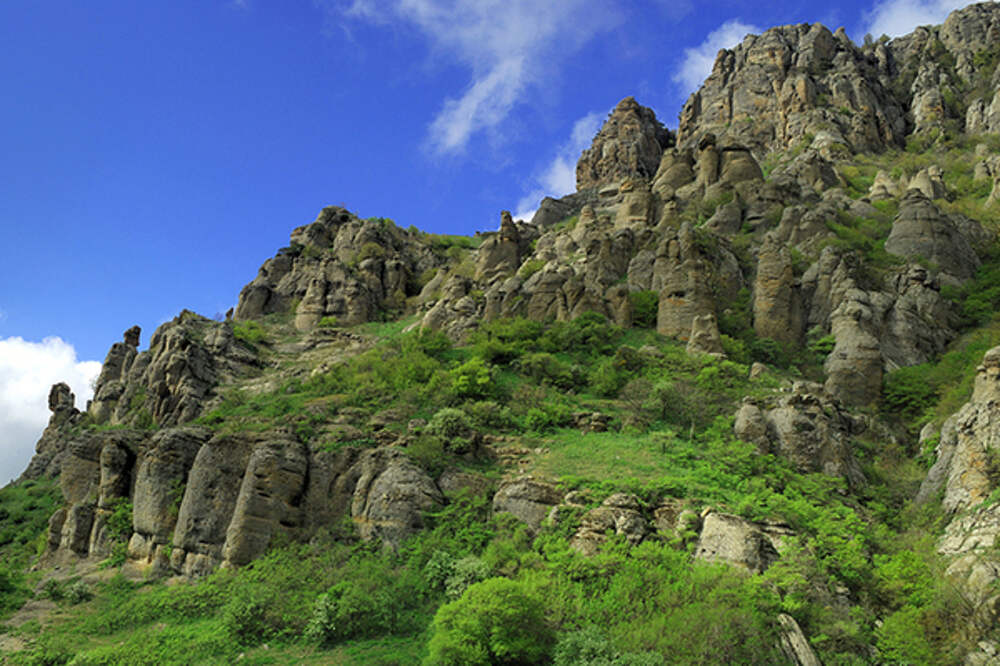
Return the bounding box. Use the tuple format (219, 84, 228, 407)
(13, 5, 1000, 661)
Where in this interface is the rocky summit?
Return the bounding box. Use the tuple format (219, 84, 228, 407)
(6, 4, 1000, 664)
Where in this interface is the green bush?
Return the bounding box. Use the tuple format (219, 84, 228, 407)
(303, 580, 396, 645)
(629, 291, 659, 328)
(424, 577, 555, 666)
(317, 315, 339, 328)
(519, 352, 578, 389)
(232, 320, 267, 345)
(554, 626, 666, 665)
(427, 408, 476, 454)
(450, 358, 495, 401)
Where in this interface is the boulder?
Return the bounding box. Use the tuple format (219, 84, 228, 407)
(694, 512, 783, 574)
(492, 477, 563, 532)
(570, 493, 647, 555)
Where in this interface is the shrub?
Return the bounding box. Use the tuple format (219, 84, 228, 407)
(303, 580, 396, 646)
(588, 357, 627, 398)
(629, 290, 659, 328)
(519, 259, 546, 280)
(232, 320, 267, 345)
(427, 408, 476, 454)
(424, 577, 555, 666)
(450, 358, 495, 401)
(317, 316, 339, 328)
(519, 352, 578, 389)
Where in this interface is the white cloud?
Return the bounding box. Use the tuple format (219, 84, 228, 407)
(862, 0, 976, 39)
(673, 19, 761, 94)
(0, 337, 100, 485)
(514, 111, 604, 221)
(341, 0, 619, 155)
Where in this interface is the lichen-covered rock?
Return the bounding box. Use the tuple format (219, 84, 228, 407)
(694, 511, 785, 574)
(570, 493, 647, 555)
(234, 206, 446, 328)
(734, 383, 865, 488)
(576, 97, 672, 191)
(19, 383, 82, 480)
(753, 233, 802, 346)
(886, 186, 980, 283)
(492, 477, 563, 532)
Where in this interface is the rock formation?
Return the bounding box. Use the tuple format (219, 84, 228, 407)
(576, 96, 672, 190)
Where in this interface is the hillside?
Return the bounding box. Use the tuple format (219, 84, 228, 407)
(4, 4, 1000, 664)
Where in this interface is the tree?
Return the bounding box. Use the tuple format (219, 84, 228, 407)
(424, 577, 554, 665)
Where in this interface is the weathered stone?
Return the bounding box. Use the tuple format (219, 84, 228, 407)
(694, 511, 781, 574)
(734, 384, 865, 488)
(686, 313, 725, 357)
(492, 477, 563, 532)
(753, 233, 802, 346)
(349, 448, 443, 549)
(576, 97, 672, 190)
(885, 189, 980, 282)
(570, 493, 647, 556)
(824, 289, 884, 406)
(222, 434, 309, 566)
(778, 614, 822, 666)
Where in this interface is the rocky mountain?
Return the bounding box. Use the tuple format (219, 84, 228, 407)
(6, 4, 1000, 664)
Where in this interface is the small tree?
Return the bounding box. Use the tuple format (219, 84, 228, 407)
(424, 577, 554, 665)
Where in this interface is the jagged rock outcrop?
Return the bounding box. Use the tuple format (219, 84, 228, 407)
(19, 383, 82, 481)
(235, 206, 446, 329)
(920, 346, 1000, 514)
(734, 382, 866, 488)
(919, 345, 1000, 653)
(678, 22, 906, 156)
(475, 211, 524, 283)
(89, 313, 261, 429)
(576, 97, 672, 190)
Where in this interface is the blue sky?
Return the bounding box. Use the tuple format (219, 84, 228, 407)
(0, 0, 981, 483)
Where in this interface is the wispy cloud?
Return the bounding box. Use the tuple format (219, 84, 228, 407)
(0, 336, 100, 485)
(673, 19, 760, 95)
(340, 0, 619, 155)
(514, 110, 604, 221)
(861, 0, 974, 38)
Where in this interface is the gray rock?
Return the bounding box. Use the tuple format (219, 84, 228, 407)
(576, 97, 672, 191)
(492, 477, 563, 532)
